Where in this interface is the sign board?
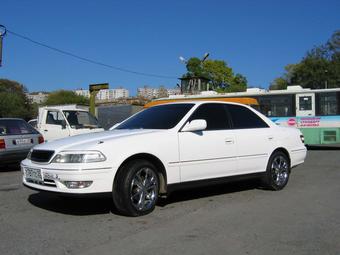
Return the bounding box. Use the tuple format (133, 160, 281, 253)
(89, 83, 109, 92)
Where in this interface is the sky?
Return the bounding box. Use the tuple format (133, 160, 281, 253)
(0, 0, 339, 95)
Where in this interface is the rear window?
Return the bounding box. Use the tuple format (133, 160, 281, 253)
(0, 119, 39, 136)
(227, 104, 269, 129)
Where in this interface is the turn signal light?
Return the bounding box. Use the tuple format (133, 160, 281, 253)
(38, 136, 44, 144)
(62, 181, 93, 189)
(0, 139, 6, 149)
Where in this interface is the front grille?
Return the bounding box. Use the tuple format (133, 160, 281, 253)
(30, 150, 55, 163)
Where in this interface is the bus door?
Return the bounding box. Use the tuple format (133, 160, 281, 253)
(296, 93, 315, 116)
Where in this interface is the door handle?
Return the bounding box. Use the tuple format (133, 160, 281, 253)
(44, 129, 48, 132)
(225, 138, 234, 144)
(268, 136, 274, 140)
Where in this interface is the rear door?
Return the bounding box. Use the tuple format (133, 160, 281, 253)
(226, 104, 274, 174)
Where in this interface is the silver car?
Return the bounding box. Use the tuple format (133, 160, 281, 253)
(0, 118, 44, 165)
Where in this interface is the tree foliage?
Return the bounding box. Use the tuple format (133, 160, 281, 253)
(182, 57, 247, 92)
(45, 90, 89, 106)
(0, 79, 34, 119)
(270, 29, 340, 90)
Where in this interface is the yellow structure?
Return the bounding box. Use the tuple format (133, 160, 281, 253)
(144, 97, 258, 108)
(89, 83, 109, 115)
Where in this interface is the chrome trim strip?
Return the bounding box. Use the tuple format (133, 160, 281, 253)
(169, 153, 267, 165)
(291, 148, 307, 153)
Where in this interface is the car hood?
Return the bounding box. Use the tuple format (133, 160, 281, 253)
(33, 129, 163, 151)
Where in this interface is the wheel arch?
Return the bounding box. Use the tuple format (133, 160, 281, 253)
(270, 147, 291, 168)
(116, 153, 168, 194)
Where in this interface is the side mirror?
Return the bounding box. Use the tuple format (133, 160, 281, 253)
(109, 122, 121, 130)
(182, 119, 207, 132)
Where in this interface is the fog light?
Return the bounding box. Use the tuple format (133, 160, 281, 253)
(62, 181, 93, 189)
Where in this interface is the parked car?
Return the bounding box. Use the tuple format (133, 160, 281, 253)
(0, 118, 44, 165)
(21, 102, 306, 216)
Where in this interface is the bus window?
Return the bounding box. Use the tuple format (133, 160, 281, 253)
(257, 95, 295, 117)
(299, 96, 312, 111)
(316, 92, 339, 116)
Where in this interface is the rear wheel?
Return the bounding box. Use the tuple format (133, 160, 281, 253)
(263, 151, 290, 190)
(112, 159, 159, 216)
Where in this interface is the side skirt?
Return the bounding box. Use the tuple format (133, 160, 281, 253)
(166, 172, 265, 195)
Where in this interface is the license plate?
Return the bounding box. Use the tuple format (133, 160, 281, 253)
(15, 138, 31, 145)
(25, 167, 42, 181)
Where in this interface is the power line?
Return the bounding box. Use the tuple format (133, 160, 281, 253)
(6, 28, 178, 79)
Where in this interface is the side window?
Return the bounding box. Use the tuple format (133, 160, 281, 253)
(227, 104, 269, 129)
(188, 103, 230, 130)
(46, 111, 65, 125)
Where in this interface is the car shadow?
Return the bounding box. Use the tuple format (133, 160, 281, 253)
(158, 179, 260, 206)
(28, 192, 118, 216)
(0, 163, 21, 172)
(28, 180, 260, 216)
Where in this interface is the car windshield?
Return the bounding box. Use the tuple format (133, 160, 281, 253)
(63, 111, 101, 129)
(0, 119, 39, 136)
(116, 104, 194, 130)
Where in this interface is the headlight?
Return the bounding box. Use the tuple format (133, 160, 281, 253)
(51, 151, 106, 163)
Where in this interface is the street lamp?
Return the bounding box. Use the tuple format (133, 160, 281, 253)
(325, 69, 328, 89)
(0, 24, 7, 67)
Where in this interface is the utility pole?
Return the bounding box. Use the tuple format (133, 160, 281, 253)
(0, 25, 7, 67)
(89, 83, 109, 116)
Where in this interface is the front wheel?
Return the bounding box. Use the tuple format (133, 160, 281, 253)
(112, 159, 159, 216)
(263, 151, 290, 190)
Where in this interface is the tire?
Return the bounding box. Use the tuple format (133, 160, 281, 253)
(263, 151, 290, 190)
(112, 159, 159, 216)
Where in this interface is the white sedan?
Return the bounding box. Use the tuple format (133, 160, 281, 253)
(21, 101, 307, 216)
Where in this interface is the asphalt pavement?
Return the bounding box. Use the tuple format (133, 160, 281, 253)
(0, 149, 339, 255)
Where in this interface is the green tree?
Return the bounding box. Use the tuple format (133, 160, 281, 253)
(182, 57, 248, 92)
(45, 90, 89, 105)
(184, 57, 207, 78)
(0, 79, 34, 119)
(269, 78, 288, 90)
(203, 60, 233, 89)
(271, 29, 340, 89)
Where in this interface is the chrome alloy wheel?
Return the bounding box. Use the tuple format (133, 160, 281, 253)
(270, 155, 289, 187)
(130, 167, 158, 211)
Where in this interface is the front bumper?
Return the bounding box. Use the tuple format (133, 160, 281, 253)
(21, 159, 117, 194)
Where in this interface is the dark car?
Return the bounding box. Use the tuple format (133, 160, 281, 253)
(0, 118, 44, 165)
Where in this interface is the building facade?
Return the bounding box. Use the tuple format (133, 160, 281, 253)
(26, 92, 49, 104)
(137, 86, 181, 99)
(75, 88, 129, 101)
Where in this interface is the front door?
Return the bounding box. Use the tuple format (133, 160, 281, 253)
(296, 93, 315, 117)
(41, 110, 70, 142)
(178, 103, 238, 182)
